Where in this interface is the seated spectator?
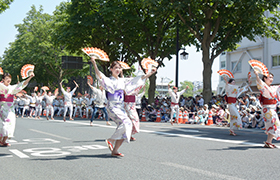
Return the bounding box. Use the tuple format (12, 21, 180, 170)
(241, 110, 250, 128)
(252, 111, 264, 128)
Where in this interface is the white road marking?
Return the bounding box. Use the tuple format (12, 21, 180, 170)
(29, 129, 71, 140)
(7, 139, 28, 145)
(162, 162, 245, 180)
(0, 155, 13, 158)
(9, 149, 29, 158)
(53, 120, 264, 147)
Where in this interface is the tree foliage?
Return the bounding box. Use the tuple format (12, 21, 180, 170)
(0, 0, 14, 14)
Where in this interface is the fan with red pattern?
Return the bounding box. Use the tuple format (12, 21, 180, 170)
(82, 47, 110, 61)
(41, 86, 50, 91)
(118, 61, 130, 70)
(0, 66, 3, 75)
(248, 59, 269, 76)
(217, 69, 234, 79)
(87, 75, 94, 85)
(21, 64, 35, 79)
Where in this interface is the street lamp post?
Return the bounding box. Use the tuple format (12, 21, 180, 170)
(175, 26, 189, 87)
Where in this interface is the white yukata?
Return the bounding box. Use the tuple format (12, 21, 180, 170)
(44, 95, 56, 118)
(257, 80, 280, 140)
(225, 84, 248, 130)
(124, 82, 145, 135)
(26, 94, 36, 117)
(0, 81, 27, 138)
(73, 97, 83, 117)
(97, 72, 145, 143)
(61, 87, 76, 119)
(168, 88, 186, 122)
(35, 95, 44, 117)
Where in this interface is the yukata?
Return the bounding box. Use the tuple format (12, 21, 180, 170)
(73, 97, 83, 118)
(124, 80, 145, 135)
(96, 72, 145, 143)
(257, 80, 280, 140)
(44, 95, 56, 119)
(0, 81, 27, 138)
(35, 95, 44, 117)
(61, 87, 76, 119)
(225, 84, 248, 130)
(168, 88, 186, 122)
(90, 87, 109, 123)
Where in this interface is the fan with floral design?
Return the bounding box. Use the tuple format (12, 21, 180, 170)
(82, 47, 109, 61)
(41, 86, 50, 91)
(21, 64, 35, 79)
(217, 69, 234, 78)
(87, 75, 94, 85)
(141, 58, 159, 70)
(248, 59, 269, 76)
(118, 61, 130, 70)
(0, 67, 3, 75)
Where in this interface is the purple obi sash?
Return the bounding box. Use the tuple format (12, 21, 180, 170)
(0, 94, 14, 102)
(106, 90, 124, 102)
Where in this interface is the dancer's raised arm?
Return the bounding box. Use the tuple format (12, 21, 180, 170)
(23, 72, 35, 86)
(141, 68, 157, 80)
(90, 56, 101, 79)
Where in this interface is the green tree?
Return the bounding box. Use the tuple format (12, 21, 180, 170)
(0, 0, 14, 14)
(172, 0, 279, 103)
(179, 80, 194, 97)
(59, 0, 192, 104)
(1, 5, 88, 89)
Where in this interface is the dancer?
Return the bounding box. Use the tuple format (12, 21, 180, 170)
(254, 70, 280, 148)
(124, 83, 146, 141)
(25, 92, 36, 118)
(223, 76, 251, 135)
(0, 72, 34, 147)
(84, 94, 95, 119)
(60, 81, 78, 121)
(87, 82, 110, 126)
(35, 91, 44, 119)
(168, 85, 189, 125)
(91, 56, 156, 157)
(21, 94, 30, 118)
(73, 94, 83, 118)
(43, 89, 58, 120)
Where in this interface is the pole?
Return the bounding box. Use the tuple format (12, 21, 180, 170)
(175, 23, 179, 88)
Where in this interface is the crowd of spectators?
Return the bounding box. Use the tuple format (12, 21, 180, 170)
(139, 93, 280, 129)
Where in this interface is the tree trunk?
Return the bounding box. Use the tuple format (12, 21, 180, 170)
(202, 49, 213, 104)
(148, 73, 156, 104)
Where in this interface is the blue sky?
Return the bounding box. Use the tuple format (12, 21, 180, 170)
(0, 0, 220, 89)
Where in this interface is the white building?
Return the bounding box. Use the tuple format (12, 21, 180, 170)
(217, 35, 280, 94)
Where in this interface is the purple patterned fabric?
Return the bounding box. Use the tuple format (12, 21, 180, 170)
(106, 90, 124, 102)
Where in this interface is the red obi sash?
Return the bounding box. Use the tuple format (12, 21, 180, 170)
(171, 102, 179, 105)
(259, 94, 277, 105)
(124, 95, 136, 103)
(227, 97, 237, 104)
(0, 94, 14, 102)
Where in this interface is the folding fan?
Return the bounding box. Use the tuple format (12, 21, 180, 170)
(21, 64, 35, 79)
(87, 75, 94, 85)
(82, 47, 110, 61)
(217, 69, 234, 78)
(141, 58, 159, 70)
(248, 60, 269, 76)
(16, 92, 23, 97)
(0, 67, 3, 75)
(20, 90, 27, 94)
(41, 86, 50, 91)
(54, 88, 59, 94)
(34, 86, 38, 92)
(118, 61, 130, 70)
(248, 72, 251, 81)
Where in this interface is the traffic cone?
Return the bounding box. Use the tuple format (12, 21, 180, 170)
(155, 110, 161, 122)
(178, 111, 183, 124)
(207, 111, 213, 125)
(141, 110, 146, 122)
(183, 110, 188, 124)
(43, 110, 46, 116)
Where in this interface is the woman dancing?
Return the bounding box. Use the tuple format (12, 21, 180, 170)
(223, 76, 251, 136)
(0, 72, 34, 146)
(91, 56, 156, 157)
(254, 70, 280, 148)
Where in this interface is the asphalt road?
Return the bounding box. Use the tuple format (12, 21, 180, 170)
(1, 116, 280, 180)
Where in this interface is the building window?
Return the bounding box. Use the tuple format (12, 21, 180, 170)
(272, 55, 280, 67)
(220, 61, 226, 69)
(231, 61, 241, 73)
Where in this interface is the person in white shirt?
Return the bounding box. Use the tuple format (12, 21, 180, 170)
(43, 89, 58, 120)
(88, 82, 110, 126)
(21, 95, 30, 118)
(35, 92, 44, 119)
(57, 97, 64, 116)
(14, 96, 21, 117)
(168, 85, 189, 125)
(53, 98, 60, 116)
(197, 95, 204, 107)
(60, 81, 78, 121)
(73, 96, 83, 118)
(25, 93, 36, 118)
(84, 94, 95, 119)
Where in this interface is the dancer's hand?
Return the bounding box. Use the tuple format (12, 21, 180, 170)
(185, 85, 189, 90)
(30, 72, 35, 78)
(73, 80, 79, 88)
(254, 70, 259, 76)
(90, 56, 96, 64)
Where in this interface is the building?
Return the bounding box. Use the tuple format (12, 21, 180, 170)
(217, 34, 280, 95)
